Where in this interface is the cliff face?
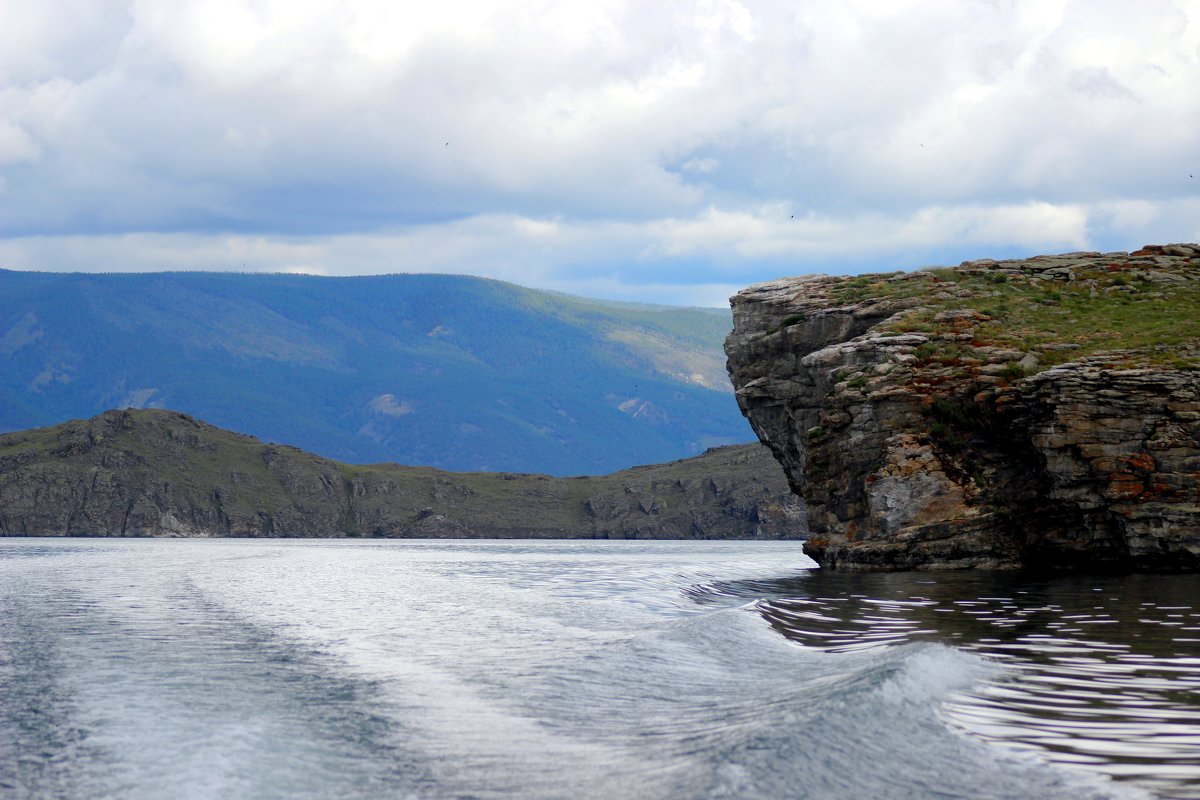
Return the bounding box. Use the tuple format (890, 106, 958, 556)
(726, 244, 1200, 570)
(0, 409, 803, 540)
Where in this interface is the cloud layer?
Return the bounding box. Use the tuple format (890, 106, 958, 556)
(2, 0, 1198, 304)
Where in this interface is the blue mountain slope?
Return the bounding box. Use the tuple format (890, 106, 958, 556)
(0, 270, 751, 474)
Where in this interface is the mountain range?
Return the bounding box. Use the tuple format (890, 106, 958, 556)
(0, 270, 751, 475)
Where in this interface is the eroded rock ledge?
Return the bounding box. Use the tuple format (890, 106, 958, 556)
(726, 244, 1200, 570)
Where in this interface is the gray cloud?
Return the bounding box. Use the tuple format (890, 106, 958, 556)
(1, 0, 1198, 304)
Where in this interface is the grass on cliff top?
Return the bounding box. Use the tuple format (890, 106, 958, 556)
(868, 266, 1200, 370)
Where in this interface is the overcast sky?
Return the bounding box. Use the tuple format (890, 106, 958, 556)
(2, 0, 1198, 306)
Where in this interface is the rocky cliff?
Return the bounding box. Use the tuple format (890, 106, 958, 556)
(0, 409, 803, 539)
(726, 244, 1200, 570)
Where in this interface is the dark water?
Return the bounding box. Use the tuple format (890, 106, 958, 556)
(1, 539, 1196, 800)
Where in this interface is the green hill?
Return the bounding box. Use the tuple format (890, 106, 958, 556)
(0, 270, 750, 475)
(0, 409, 804, 539)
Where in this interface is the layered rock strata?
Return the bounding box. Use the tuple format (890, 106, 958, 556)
(0, 409, 804, 539)
(726, 245, 1200, 570)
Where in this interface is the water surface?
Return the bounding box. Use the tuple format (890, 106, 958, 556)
(1, 539, 1195, 799)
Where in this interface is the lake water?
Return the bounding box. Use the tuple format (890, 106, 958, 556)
(1, 538, 1197, 800)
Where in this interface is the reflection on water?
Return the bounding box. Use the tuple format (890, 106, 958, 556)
(750, 571, 1200, 800)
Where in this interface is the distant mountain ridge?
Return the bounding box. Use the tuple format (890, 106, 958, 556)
(0, 270, 752, 475)
(0, 409, 804, 540)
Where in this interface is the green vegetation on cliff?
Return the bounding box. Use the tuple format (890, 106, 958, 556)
(829, 244, 1200, 372)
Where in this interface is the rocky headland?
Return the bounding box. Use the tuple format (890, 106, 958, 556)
(0, 409, 803, 539)
(726, 244, 1200, 571)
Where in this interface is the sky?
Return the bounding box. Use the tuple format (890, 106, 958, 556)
(2, 0, 1198, 307)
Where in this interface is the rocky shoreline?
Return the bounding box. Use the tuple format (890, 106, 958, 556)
(725, 244, 1200, 570)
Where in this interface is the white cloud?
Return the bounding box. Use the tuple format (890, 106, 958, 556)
(1, 0, 1197, 301)
(0, 121, 42, 164)
(681, 157, 720, 174)
(6, 196, 1191, 306)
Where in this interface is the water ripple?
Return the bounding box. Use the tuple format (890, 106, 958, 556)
(755, 572, 1200, 800)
